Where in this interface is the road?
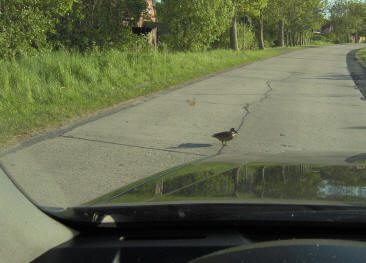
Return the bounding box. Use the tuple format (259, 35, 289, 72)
(1, 44, 366, 207)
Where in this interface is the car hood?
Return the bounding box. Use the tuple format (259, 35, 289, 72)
(85, 152, 366, 207)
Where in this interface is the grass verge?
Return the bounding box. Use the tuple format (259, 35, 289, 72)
(356, 48, 366, 67)
(0, 47, 301, 147)
(307, 40, 334, 47)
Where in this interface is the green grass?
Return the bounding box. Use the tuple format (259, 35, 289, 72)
(306, 40, 333, 47)
(357, 48, 366, 67)
(0, 47, 300, 146)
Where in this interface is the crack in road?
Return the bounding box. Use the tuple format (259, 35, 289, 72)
(196, 101, 244, 106)
(62, 80, 276, 160)
(60, 135, 209, 157)
(187, 93, 263, 96)
(97, 80, 279, 205)
(215, 80, 273, 157)
(60, 80, 272, 160)
(238, 80, 272, 132)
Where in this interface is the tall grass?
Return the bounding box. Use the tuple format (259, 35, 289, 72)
(0, 48, 290, 146)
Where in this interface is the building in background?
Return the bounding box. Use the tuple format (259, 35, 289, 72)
(133, 0, 158, 47)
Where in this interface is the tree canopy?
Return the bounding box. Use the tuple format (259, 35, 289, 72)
(157, 0, 233, 51)
(0, 0, 366, 58)
(0, 0, 74, 58)
(329, 0, 366, 43)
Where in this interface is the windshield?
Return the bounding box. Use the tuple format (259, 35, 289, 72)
(1, 0, 366, 224)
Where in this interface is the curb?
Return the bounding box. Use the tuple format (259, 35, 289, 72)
(347, 48, 366, 98)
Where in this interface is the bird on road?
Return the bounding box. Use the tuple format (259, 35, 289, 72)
(212, 128, 238, 146)
(186, 98, 196, 106)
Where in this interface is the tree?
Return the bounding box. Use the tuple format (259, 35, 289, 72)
(230, 0, 268, 50)
(257, 8, 265, 49)
(329, 0, 366, 43)
(0, 0, 74, 58)
(347, 1, 366, 42)
(265, 0, 288, 47)
(267, 0, 325, 47)
(157, 0, 233, 51)
(52, 0, 147, 51)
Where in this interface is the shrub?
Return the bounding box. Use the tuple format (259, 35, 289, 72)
(156, 0, 233, 51)
(312, 33, 326, 41)
(325, 32, 338, 43)
(51, 0, 147, 51)
(214, 23, 258, 50)
(0, 0, 73, 59)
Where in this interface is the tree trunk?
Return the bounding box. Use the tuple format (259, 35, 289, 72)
(230, 16, 238, 51)
(301, 33, 304, 45)
(278, 19, 284, 47)
(148, 28, 158, 48)
(258, 10, 265, 49)
(300, 32, 303, 46)
(282, 165, 287, 184)
(289, 32, 292, 46)
(299, 32, 302, 46)
(232, 168, 240, 198)
(300, 32, 303, 45)
(243, 18, 246, 51)
(155, 180, 164, 195)
(261, 167, 265, 198)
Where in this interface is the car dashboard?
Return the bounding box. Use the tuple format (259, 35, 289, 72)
(32, 221, 366, 263)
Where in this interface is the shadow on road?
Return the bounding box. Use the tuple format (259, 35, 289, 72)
(347, 49, 366, 98)
(169, 143, 213, 149)
(344, 126, 366, 130)
(345, 153, 366, 163)
(301, 73, 353, 81)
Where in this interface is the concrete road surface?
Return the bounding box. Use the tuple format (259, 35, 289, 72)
(1, 44, 366, 207)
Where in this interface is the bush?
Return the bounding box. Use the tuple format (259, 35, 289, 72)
(264, 40, 276, 48)
(214, 23, 258, 50)
(52, 0, 147, 51)
(312, 33, 326, 41)
(325, 32, 338, 43)
(0, 0, 73, 59)
(156, 0, 233, 51)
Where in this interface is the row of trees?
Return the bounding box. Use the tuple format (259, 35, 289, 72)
(0, 0, 366, 58)
(158, 0, 366, 51)
(328, 0, 366, 43)
(157, 0, 326, 51)
(112, 163, 366, 203)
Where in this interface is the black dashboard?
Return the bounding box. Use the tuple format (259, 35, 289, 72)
(32, 221, 366, 263)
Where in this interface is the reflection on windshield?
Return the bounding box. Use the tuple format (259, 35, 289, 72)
(90, 163, 366, 206)
(1, 0, 366, 211)
(319, 180, 366, 199)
